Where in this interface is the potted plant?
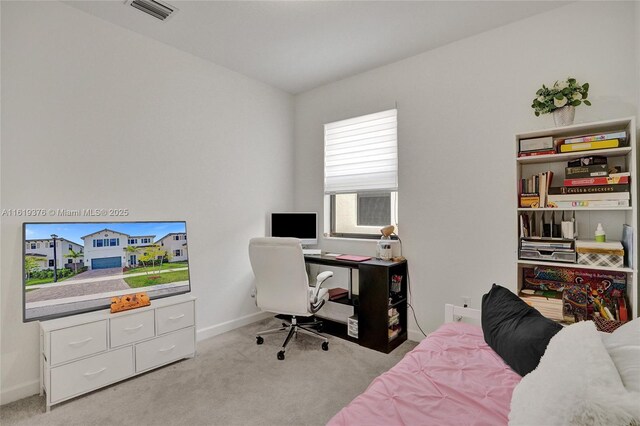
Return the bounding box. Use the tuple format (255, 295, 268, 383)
(531, 77, 591, 126)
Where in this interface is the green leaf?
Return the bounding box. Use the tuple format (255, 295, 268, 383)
(570, 100, 581, 107)
(555, 94, 564, 100)
(583, 100, 591, 106)
(568, 78, 576, 84)
(536, 89, 543, 95)
(535, 111, 540, 116)
(582, 83, 589, 90)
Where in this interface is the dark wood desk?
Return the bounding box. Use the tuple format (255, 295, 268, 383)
(304, 254, 408, 354)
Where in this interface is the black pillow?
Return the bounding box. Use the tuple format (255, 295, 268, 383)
(481, 284, 562, 376)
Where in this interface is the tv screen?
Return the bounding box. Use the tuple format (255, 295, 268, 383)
(23, 221, 190, 322)
(270, 212, 318, 245)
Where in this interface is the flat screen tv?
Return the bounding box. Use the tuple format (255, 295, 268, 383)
(270, 212, 318, 245)
(23, 221, 190, 322)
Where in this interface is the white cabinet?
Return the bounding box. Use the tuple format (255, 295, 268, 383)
(515, 117, 637, 321)
(40, 295, 196, 411)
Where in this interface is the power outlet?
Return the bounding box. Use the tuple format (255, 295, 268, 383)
(462, 296, 471, 308)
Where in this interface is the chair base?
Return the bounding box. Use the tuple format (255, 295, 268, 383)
(256, 316, 329, 360)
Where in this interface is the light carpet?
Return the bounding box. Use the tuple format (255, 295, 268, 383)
(0, 317, 417, 426)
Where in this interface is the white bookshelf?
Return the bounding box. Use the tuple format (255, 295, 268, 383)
(515, 117, 638, 321)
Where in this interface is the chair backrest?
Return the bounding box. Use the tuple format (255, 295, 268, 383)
(248, 237, 311, 316)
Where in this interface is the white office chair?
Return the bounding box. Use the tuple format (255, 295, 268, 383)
(248, 237, 332, 360)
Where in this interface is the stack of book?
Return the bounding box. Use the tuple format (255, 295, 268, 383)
(555, 130, 628, 153)
(519, 289, 564, 321)
(518, 136, 555, 157)
(547, 155, 630, 208)
(388, 308, 401, 341)
(519, 171, 553, 207)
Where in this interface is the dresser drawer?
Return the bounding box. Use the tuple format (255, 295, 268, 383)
(110, 310, 155, 348)
(135, 327, 194, 372)
(50, 346, 133, 403)
(156, 301, 194, 335)
(50, 321, 107, 365)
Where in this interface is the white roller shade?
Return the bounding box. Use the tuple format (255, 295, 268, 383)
(324, 109, 398, 194)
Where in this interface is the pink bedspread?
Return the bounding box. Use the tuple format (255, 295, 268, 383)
(328, 322, 521, 426)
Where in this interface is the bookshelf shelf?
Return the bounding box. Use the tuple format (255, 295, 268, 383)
(517, 147, 631, 164)
(517, 207, 633, 212)
(516, 260, 635, 274)
(515, 116, 637, 322)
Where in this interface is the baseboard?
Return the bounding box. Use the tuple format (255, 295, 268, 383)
(0, 379, 40, 406)
(407, 328, 425, 342)
(196, 311, 272, 342)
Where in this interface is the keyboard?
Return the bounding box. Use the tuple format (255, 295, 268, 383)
(303, 249, 322, 255)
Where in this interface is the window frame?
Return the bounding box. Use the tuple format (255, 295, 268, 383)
(327, 192, 398, 239)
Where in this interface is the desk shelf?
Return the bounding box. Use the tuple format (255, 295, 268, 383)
(305, 254, 408, 354)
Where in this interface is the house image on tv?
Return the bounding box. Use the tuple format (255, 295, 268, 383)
(24, 238, 84, 271)
(156, 233, 188, 263)
(82, 229, 156, 270)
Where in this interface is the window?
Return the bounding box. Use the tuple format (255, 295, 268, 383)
(49, 241, 54, 248)
(141, 238, 151, 244)
(68, 244, 73, 250)
(94, 239, 104, 247)
(174, 235, 180, 240)
(324, 109, 398, 238)
(30, 243, 36, 250)
(67, 258, 72, 264)
(48, 259, 54, 267)
(128, 238, 138, 245)
(110, 238, 118, 246)
(174, 249, 182, 256)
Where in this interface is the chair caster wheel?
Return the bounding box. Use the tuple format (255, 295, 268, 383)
(277, 351, 285, 360)
(256, 336, 264, 345)
(322, 342, 329, 351)
(282, 322, 288, 328)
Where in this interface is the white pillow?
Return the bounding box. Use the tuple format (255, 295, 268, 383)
(509, 321, 640, 426)
(601, 318, 640, 393)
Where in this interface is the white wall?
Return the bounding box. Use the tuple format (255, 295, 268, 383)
(294, 2, 638, 340)
(0, 2, 293, 403)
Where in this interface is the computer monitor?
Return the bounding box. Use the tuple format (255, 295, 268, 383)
(270, 212, 318, 246)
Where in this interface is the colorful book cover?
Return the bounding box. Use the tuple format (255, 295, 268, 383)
(559, 139, 620, 153)
(564, 176, 629, 186)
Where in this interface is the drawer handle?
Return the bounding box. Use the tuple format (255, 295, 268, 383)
(124, 324, 144, 332)
(68, 337, 93, 347)
(83, 367, 107, 377)
(168, 314, 185, 321)
(158, 345, 176, 353)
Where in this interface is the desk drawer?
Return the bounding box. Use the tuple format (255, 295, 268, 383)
(110, 310, 155, 348)
(135, 327, 194, 372)
(50, 346, 133, 403)
(50, 321, 107, 366)
(156, 301, 194, 335)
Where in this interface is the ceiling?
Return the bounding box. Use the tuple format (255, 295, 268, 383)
(65, 1, 568, 94)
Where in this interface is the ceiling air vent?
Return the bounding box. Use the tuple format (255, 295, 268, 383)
(125, 0, 178, 21)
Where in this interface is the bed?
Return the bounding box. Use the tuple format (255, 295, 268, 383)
(328, 300, 639, 426)
(328, 305, 522, 426)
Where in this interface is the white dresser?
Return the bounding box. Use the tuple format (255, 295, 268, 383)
(39, 295, 196, 411)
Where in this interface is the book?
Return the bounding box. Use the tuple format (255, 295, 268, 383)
(335, 254, 371, 262)
(328, 287, 349, 300)
(565, 164, 609, 178)
(548, 192, 629, 202)
(564, 175, 629, 186)
(519, 136, 554, 152)
(559, 139, 620, 153)
(621, 224, 633, 268)
(548, 200, 630, 208)
(567, 155, 607, 167)
(549, 184, 630, 195)
(563, 131, 627, 144)
(518, 149, 556, 158)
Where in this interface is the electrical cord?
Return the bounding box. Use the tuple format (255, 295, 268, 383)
(395, 234, 427, 337)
